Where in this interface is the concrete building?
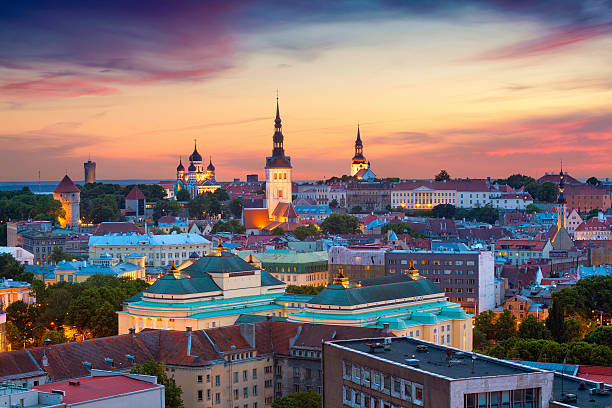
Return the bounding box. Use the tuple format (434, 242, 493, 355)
(117, 245, 308, 334)
(323, 336, 611, 408)
(391, 181, 456, 210)
(21, 229, 67, 266)
(53, 175, 81, 229)
(0, 311, 6, 352)
(574, 218, 611, 241)
(455, 179, 492, 208)
(385, 250, 496, 314)
(242, 250, 329, 287)
(6, 220, 52, 247)
(124, 185, 146, 221)
(564, 184, 611, 212)
(34, 371, 164, 408)
(0, 278, 34, 309)
(490, 192, 533, 210)
(88, 233, 211, 267)
(328, 246, 387, 283)
(346, 182, 391, 212)
(53, 255, 145, 284)
(288, 273, 473, 351)
(495, 239, 553, 265)
(84, 159, 96, 184)
(0, 246, 34, 265)
(503, 294, 547, 321)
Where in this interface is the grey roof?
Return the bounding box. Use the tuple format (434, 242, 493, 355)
(145, 274, 221, 295)
(308, 277, 442, 306)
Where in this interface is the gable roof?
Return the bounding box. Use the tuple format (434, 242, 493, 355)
(272, 202, 298, 219)
(125, 186, 146, 200)
(54, 175, 80, 193)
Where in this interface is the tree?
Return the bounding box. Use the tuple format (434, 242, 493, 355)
(320, 214, 360, 235)
(474, 310, 497, 341)
(6, 300, 39, 348)
(175, 189, 191, 202)
(586, 176, 602, 186)
(271, 390, 322, 408)
(0, 223, 7, 246)
(228, 198, 243, 218)
(271, 227, 285, 236)
(525, 203, 541, 214)
(329, 199, 339, 209)
(546, 298, 567, 343)
(435, 170, 450, 181)
(50, 247, 73, 264)
(473, 328, 488, 351)
(154, 200, 182, 222)
(293, 225, 320, 241)
(500, 174, 536, 189)
(539, 182, 559, 202)
(431, 204, 455, 218)
(584, 326, 612, 347)
(562, 318, 586, 343)
(518, 315, 551, 340)
(131, 360, 183, 408)
(586, 208, 599, 219)
(495, 310, 517, 340)
(0, 253, 33, 283)
(42, 329, 67, 345)
(213, 188, 230, 202)
(211, 219, 246, 234)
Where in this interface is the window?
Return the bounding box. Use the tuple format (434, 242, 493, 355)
(215, 393, 221, 404)
(253, 385, 257, 396)
(197, 375, 202, 383)
(215, 375, 220, 386)
(233, 372, 239, 383)
(243, 387, 248, 398)
(252, 368, 257, 379)
(207, 389, 211, 400)
(243, 370, 248, 381)
(234, 389, 239, 400)
(198, 390, 203, 401)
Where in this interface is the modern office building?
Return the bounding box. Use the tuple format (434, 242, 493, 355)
(323, 336, 612, 408)
(385, 250, 496, 314)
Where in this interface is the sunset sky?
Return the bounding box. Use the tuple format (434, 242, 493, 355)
(1, 1, 611, 182)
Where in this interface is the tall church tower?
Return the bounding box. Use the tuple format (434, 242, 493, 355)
(265, 98, 292, 217)
(556, 164, 567, 230)
(53, 175, 81, 229)
(351, 126, 368, 176)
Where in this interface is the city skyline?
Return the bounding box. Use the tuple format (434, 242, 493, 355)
(2, 1, 612, 181)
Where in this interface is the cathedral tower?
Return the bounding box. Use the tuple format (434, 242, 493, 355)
(53, 175, 81, 229)
(265, 98, 292, 216)
(351, 125, 368, 176)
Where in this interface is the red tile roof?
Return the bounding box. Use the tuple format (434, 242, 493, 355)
(34, 374, 161, 404)
(537, 173, 581, 185)
(126, 185, 146, 200)
(54, 175, 80, 193)
(575, 219, 610, 232)
(272, 202, 298, 219)
(577, 365, 612, 384)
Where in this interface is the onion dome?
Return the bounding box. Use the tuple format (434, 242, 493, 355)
(207, 157, 215, 171)
(188, 162, 196, 172)
(189, 141, 202, 162)
(177, 158, 185, 172)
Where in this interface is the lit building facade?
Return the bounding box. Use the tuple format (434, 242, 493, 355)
(289, 272, 473, 351)
(391, 181, 456, 209)
(88, 233, 212, 267)
(118, 245, 310, 334)
(351, 126, 368, 176)
(53, 175, 80, 228)
(175, 142, 220, 198)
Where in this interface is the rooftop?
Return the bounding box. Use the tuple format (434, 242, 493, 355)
(34, 374, 161, 404)
(330, 337, 536, 380)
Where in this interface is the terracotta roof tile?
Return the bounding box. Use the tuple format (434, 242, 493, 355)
(125, 186, 146, 200)
(54, 175, 80, 193)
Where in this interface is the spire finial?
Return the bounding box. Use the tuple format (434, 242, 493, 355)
(275, 93, 281, 128)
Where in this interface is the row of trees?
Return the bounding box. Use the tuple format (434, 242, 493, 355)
(474, 277, 612, 366)
(0, 187, 64, 223)
(4, 273, 148, 349)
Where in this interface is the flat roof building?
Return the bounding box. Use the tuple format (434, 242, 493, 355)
(323, 336, 612, 408)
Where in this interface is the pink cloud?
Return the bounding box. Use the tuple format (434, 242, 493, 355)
(475, 21, 612, 60)
(0, 78, 118, 98)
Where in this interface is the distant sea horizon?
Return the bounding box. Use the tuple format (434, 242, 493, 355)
(0, 179, 162, 194)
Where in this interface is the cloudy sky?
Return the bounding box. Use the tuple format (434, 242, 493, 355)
(1, 0, 611, 181)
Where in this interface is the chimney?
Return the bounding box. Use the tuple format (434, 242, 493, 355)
(129, 327, 136, 337)
(186, 326, 192, 332)
(382, 323, 391, 335)
(240, 323, 256, 348)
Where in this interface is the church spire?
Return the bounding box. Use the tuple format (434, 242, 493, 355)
(557, 160, 566, 204)
(275, 95, 282, 130)
(272, 96, 284, 157)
